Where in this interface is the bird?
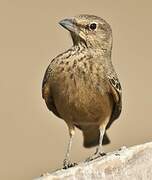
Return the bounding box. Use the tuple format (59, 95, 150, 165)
(42, 14, 122, 169)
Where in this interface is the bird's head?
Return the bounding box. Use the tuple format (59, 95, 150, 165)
(59, 14, 112, 51)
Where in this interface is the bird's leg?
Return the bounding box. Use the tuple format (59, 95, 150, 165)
(94, 128, 106, 156)
(63, 128, 77, 169)
(85, 128, 106, 162)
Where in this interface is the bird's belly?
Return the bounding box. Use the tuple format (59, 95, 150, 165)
(52, 78, 112, 127)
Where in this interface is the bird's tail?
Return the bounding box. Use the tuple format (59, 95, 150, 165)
(83, 127, 110, 148)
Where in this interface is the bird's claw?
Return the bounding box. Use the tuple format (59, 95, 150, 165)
(63, 160, 77, 169)
(85, 152, 106, 162)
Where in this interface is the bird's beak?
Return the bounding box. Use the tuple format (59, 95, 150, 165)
(59, 18, 78, 34)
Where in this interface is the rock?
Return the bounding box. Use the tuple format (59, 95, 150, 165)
(34, 142, 152, 180)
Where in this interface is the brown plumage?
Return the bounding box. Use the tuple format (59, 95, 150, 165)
(42, 14, 122, 168)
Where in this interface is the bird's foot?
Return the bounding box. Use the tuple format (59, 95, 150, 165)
(63, 159, 77, 169)
(85, 151, 106, 162)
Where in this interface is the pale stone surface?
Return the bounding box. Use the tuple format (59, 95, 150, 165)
(35, 142, 152, 180)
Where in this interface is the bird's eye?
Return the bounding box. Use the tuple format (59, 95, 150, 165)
(89, 23, 97, 31)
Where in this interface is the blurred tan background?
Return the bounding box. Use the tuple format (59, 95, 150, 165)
(0, 0, 152, 179)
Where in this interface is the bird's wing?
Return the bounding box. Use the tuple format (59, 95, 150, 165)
(42, 64, 61, 117)
(106, 75, 122, 129)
